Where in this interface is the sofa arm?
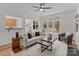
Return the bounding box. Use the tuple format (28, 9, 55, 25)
(20, 36, 28, 48)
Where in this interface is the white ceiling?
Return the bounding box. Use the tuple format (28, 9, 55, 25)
(0, 3, 78, 19)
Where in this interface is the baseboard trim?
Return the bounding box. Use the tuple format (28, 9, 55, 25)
(0, 43, 12, 50)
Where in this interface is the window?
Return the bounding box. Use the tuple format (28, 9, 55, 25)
(55, 17, 61, 33)
(33, 21, 39, 30)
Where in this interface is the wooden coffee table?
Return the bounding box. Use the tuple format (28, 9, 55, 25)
(37, 38, 57, 52)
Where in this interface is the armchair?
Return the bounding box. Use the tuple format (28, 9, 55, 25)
(59, 33, 66, 41)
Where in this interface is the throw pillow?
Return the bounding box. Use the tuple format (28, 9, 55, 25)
(27, 33, 32, 39)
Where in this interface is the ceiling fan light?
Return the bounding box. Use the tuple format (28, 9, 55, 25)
(40, 9, 44, 12)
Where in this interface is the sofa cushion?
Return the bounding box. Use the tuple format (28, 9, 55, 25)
(27, 36, 43, 42)
(26, 36, 44, 46)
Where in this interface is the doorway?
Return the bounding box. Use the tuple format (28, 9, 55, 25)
(76, 23, 78, 32)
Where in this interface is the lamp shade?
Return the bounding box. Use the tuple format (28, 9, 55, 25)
(5, 19, 16, 26)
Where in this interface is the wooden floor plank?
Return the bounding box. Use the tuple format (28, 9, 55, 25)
(0, 43, 11, 56)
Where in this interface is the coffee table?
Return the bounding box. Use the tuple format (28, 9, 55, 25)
(37, 37, 57, 52)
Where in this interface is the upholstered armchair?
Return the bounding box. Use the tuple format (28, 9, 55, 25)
(59, 33, 66, 41)
(67, 34, 73, 45)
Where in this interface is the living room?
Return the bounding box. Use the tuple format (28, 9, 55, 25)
(0, 3, 79, 56)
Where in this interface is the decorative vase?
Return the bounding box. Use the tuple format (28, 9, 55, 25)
(16, 32, 19, 38)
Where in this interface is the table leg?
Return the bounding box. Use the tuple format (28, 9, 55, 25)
(51, 44, 52, 51)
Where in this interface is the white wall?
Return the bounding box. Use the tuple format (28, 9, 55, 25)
(75, 4, 79, 32)
(24, 9, 76, 36)
(40, 9, 76, 33)
(25, 19, 33, 33)
(25, 19, 43, 36)
(0, 15, 23, 46)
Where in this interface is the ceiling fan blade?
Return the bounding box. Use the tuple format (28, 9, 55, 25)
(32, 6, 39, 8)
(35, 8, 40, 11)
(42, 7, 51, 9)
(32, 3, 51, 12)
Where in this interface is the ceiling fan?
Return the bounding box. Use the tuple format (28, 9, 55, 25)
(32, 3, 52, 12)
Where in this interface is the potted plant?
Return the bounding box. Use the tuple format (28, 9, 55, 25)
(16, 32, 19, 38)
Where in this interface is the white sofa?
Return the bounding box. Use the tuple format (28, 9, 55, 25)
(20, 35, 44, 48)
(20, 32, 58, 48)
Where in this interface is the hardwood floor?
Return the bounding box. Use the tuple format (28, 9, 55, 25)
(0, 43, 11, 56)
(12, 47, 22, 53)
